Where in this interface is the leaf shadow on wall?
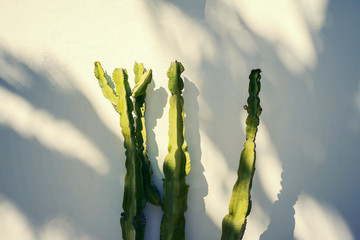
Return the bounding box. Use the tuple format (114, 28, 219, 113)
(143, 0, 283, 238)
(139, 0, 359, 239)
(163, 0, 207, 19)
(0, 45, 130, 239)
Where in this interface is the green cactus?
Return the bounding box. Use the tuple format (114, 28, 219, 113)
(94, 62, 160, 240)
(95, 60, 262, 240)
(221, 69, 262, 240)
(132, 62, 161, 206)
(160, 61, 190, 240)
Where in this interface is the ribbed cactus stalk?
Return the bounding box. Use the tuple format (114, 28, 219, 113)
(94, 62, 159, 240)
(132, 62, 161, 206)
(160, 61, 191, 240)
(221, 69, 262, 240)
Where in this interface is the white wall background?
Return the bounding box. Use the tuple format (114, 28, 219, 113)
(0, 0, 359, 239)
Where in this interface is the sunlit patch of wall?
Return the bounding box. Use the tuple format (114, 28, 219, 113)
(255, 122, 283, 203)
(0, 195, 94, 240)
(0, 196, 36, 240)
(0, 86, 108, 175)
(294, 193, 354, 240)
(0, 0, 169, 141)
(243, 203, 270, 240)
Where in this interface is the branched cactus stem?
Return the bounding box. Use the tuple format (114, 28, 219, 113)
(221, 69, 262, 240)
(94, 62, 160, 240)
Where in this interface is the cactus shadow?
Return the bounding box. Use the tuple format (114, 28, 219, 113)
(259, 176, 298, 240)
(142, 80, 167, 239)
(183, 78, 220, 239)
(145, 81, 168, 188)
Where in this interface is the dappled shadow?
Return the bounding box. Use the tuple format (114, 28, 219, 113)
(1, 0, 360, 239)
(0, 44, 178, 239)
(0, 44, 125, 239)
(140, 0, 360, 239)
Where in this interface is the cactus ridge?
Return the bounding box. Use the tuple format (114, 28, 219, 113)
(221, 69, 262, 240)
(160, 61, 190, 240)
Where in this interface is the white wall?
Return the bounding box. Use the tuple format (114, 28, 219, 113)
(0, 0, 359, 239)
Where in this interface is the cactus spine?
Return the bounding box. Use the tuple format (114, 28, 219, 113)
(221, 69, 262, 240)
(94, 62, 160, 240)
(160, 61, 190, 240)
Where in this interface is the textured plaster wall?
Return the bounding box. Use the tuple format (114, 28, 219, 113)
(0, 0, 359, 239)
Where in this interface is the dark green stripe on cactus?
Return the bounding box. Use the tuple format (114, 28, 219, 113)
(221, 69, 262, 240)
(160, 61, 190, 240)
